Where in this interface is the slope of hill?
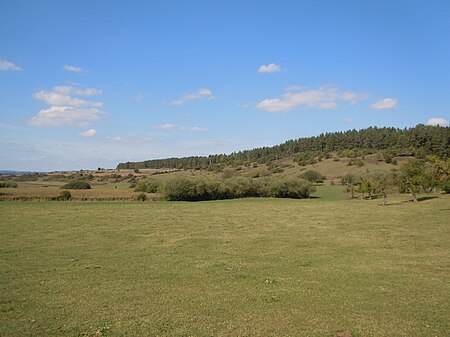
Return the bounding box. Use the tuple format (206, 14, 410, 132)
(117, 124, 449, 170)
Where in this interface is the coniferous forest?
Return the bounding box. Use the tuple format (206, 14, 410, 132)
(117, 124, 449, 170)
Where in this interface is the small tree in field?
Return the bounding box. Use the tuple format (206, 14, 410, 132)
(372, 172, 398, 205)
(341, 173, 357, 199)
(398, 159, 438, 202)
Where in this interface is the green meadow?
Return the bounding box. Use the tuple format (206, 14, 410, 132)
(1, 191, 449, 336)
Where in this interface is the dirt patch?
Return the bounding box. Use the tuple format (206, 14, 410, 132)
(334, 330, 354, 337)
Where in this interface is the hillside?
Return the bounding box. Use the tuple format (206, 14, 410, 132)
(117, 124, 449, 171)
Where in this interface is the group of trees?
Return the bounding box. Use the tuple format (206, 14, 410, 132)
(341, 156, 450, 204)
(117, 125, 449, 170)
(134, 176, 315, 201)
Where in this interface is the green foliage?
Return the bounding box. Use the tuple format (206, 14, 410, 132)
(300, 170, 325, 184)
(61, 180, 91, 190)
(159, 176, 315, 201)
(0, 181, 18, 188)
(117, 125, 450, 171)
(341, 173, 357, 199)
(266, 177, 315, 199)
(58, 190, 72, 201)
(136, 193, 148, 201)
(394, 159, 441, 201)
(134, 179, 159, 193)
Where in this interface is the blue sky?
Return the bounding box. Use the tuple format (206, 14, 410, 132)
(1, 0, 449, 171)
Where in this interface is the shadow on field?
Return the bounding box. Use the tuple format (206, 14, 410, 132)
(416, 196, 439, 202)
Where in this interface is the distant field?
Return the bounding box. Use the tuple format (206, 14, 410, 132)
(1, 195, 449, 336)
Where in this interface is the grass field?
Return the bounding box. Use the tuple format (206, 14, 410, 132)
(1, 193, 449, 336)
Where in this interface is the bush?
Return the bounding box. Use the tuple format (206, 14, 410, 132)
(134, 179, 159, 193)
(267, 177, 315, 199)
(0, 181, 18, 188)
(300, 170, 325, 184)
(58, 190, 72, 201)
(136, 193, 148, 201)
(160, 178, 231, 201)
(159, 176, 315, 201)
(61, 180, 91, 189)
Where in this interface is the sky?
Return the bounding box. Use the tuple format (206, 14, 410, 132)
(1, 0, 449, 171)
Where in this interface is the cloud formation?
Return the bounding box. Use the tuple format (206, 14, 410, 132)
(258, 63, 281, 73)
(28, 107, 105, 127)
(427, 117, 449, 127)
(0, 60, 23, 71)
(154, 124, 207, 132)
(370, 98, 397, 110)
(256, 85, 368, 112)
(63, 65, 83, 73)
(29, 85, 105, 127)
(170, 88, 215, 106)
(79, 129, 97, 137)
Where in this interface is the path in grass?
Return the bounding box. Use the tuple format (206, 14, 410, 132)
(1, 196, 449, 336)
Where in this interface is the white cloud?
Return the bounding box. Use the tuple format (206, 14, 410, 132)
(427, 117, 449, 126)
(105, 135, 155, 143)
(170, 88, 215, 106)
(258, 63, 281, 73)
(344, 117, 353, 124)
(370, 98, 397, 110)
(155, 123, 178, 130)
(256, 85, 368, 112)
(154, 124, 207, 132)
(28, 106, 106, 127)
(180, 126, 207, 132)
(52, 85, 101, 96)
(0, 60, 23, 71)
(63, 65, 83, 73)
(29, 85, 105, 127)
(80, 129, 97, 137)
(33, 90, 102, 107)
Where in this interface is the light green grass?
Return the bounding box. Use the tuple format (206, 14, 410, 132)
(1, 196, 449, 336)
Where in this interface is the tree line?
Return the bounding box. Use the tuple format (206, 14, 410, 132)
(117, 125, 449, 170)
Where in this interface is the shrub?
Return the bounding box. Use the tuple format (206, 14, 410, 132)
(136, 193, 148, 201)
(267, 177, 315, 199)
(58, 190, 72, 201)
(160, 178, 230, 201)
(0, 181, 18, 188)
(300, 170, 325, 184)
(134, 179, 159, 193)
(61, 180, 91, 189)
(159, 176, 315, 201)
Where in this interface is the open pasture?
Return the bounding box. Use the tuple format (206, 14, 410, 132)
(1, 195, 449, 336)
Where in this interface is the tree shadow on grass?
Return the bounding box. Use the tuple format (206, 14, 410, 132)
(416, 196, 438, 202)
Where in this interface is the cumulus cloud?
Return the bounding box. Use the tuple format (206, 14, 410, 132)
(154, 124, 207, 132)
(0, 60, 23, 71)
(258, 63, 281, 73)
(52, 85, 101, 96)
(33, 90, 102, 107)
(29, 85, 105, 127)
(256, 85, 368, 112)
(370, 98, 397, 110)
(28, 106, 105, 127)
(427, 117, 449, 126)
(170, 88, 215, 106)
(79, 129, 97, 137)
(63, 65, 83, 73)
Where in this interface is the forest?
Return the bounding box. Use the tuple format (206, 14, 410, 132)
(117, 124, 449, 170)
